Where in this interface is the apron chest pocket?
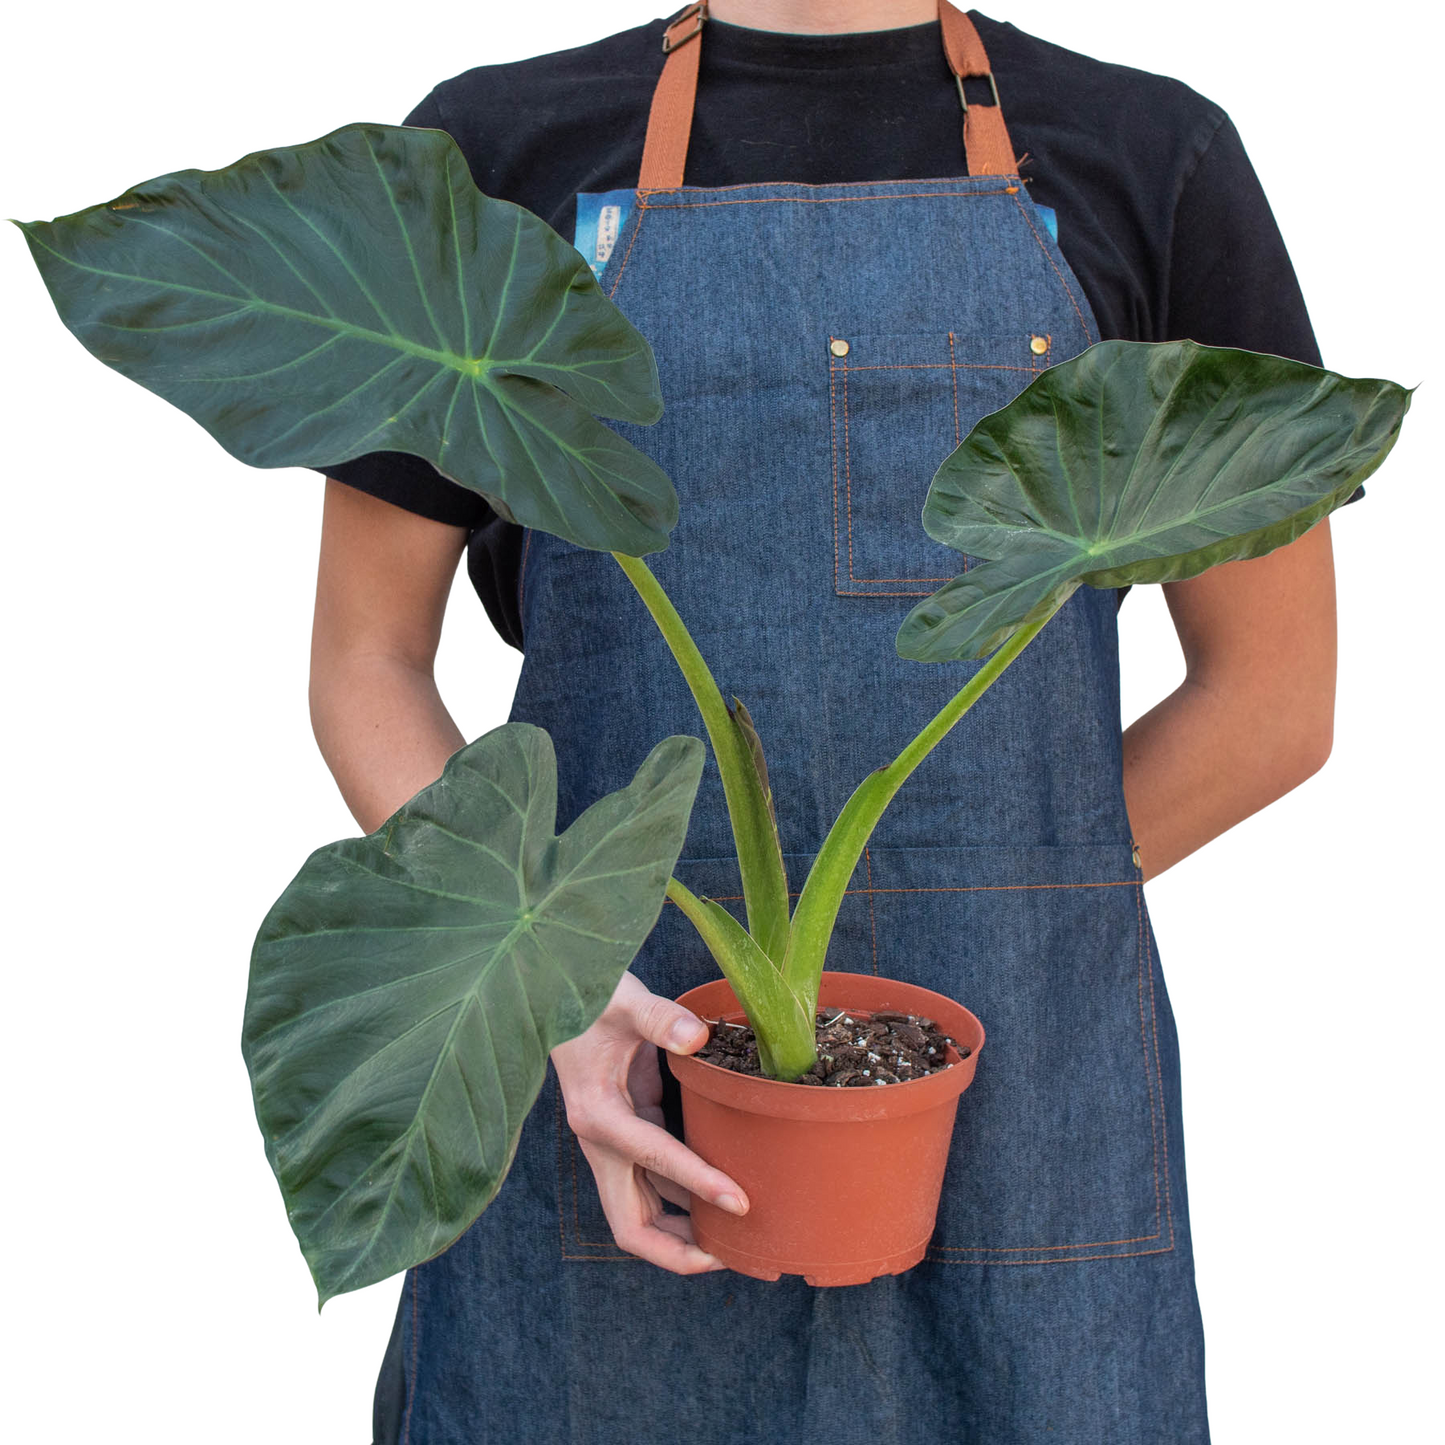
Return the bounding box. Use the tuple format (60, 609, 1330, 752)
(827, 329, 1052, 597)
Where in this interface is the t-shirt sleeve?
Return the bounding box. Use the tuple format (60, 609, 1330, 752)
(1165, 113, 1320, 364)
(1166, 112, 1362, 504)
(311, 89, 494, 531)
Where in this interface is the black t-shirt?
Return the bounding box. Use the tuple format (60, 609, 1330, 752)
(319, 10, 1326, 649)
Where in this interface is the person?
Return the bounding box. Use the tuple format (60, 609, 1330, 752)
(310, 3, 1340, 1440)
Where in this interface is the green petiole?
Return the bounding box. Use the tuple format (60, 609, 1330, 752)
(613, 553, 791, 964)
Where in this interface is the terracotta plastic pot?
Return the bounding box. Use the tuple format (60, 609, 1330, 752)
(666, 971, 985, 1286)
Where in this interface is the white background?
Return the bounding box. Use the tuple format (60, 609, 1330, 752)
(2, 1, 1437, 1439)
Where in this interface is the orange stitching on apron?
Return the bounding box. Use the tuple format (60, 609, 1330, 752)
(832, 354, 949, 593)
(636, 188, 1016, 209)
(842, 358, 856, 584)
(837, 352, 954, 586)
(947, 333, 961, 443)
(947, 332, 970, 574)
(1136, 882, 1165, 1232)
(690, 879, 1139, 903)
(1144, 897, 1177, 1246)
(836, 586, 942, 596)
(566, 1211, 632, 1258)
(932, 877, 1165, 1255)
(833, 353, 1029, 590)
(936, 890, 1184, 1265)
(638, 172, 1015, 199)
(849, 879, 1137, 895)
(557, 1075, 631, 1254)
(927, 1243, 1175, 1266)
(555, 1081, 567, 1254)
(838, 360, 1039, 374)
(607, 204, 648, 300)
(572, 1130, 616, 1248)
(937, 1231, 1163, 1253)
(936, 1231, 1161, 1254)
(828, 354, 841, 592)
(1009, 192, 1096, 345)
(401, 1269, 419, 1444)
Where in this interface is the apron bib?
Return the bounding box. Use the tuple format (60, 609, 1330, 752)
(382, 7, 1209, 1441)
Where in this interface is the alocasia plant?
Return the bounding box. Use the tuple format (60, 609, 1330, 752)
(18, 122, 1410, 1302)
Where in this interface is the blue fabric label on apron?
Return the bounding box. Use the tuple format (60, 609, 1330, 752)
(1036, 204, 1058, 241)
(574, 190, 634, 277)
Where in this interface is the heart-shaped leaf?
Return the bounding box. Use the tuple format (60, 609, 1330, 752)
(897, 340, 1410, 661)
(241, 724, 703, 1306)
(17, 123, 676, 554)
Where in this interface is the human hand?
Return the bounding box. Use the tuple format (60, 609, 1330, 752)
(551, 970, 749, 1274)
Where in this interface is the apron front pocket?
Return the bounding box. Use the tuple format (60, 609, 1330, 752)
(826, 329, 1052, 597)
(857, 842, 1176, 1266)
(558, 845, 1173, 1268)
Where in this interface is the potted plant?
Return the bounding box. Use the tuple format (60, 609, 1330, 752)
(17, 122, 1410, 1299)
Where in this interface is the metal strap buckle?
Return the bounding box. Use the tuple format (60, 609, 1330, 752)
(955, 69, 1002, 114)
(662, 1, 707, 53)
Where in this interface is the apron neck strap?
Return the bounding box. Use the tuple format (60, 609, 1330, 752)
(637, 1, 1019, 192)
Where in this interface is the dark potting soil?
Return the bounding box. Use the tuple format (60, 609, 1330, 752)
(695, 1007, 968, 1086)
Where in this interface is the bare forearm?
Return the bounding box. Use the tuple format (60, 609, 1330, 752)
(1121, 522, 1337, 882)
(1122, 674, 1332, 881)
(310, 654, 466, 835)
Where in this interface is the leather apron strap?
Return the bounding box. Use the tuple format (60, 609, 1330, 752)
(937, 1, 1017, 178)
(637, 1, 1019, 191)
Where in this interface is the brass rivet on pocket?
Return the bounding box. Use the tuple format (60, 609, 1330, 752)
(1030, 335, 1049, 356)
(829, 338, 850, 357)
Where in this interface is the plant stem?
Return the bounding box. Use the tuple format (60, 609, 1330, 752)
(665, 878, 816, 1080)
(783, 606, 1058, 1006)
(612, 552, 792, 962)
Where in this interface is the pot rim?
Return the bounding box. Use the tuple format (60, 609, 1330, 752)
(666, 972, 984, 1122)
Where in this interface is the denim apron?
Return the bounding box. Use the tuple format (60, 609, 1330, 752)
(375, 6, 1209, 1441)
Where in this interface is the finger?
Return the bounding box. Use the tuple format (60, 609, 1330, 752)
(635, 1187, 720, 1260)
(584, 1109, 748, 1215)
(627, 1043, 663, 1113)
(628, 1206, 725, 1271)
(648, 1212, 723, 1255)
(626, 1224, 727, 1274)
(616, 974, 711, 1056)
(645, 1168, 692, 1211)
(587, 1147, 727, 1275)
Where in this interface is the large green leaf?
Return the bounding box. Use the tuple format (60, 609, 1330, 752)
(897, 340, 1410, 661)
(17, 123, 676, 554)
(242, 724, 703, 1306)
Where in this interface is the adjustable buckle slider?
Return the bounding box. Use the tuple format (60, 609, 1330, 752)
(955, 70, 1002, 113)
(662, 1, 708, 53)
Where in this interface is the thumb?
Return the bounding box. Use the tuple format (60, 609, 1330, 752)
(630, 989, 710, 1055)
(663, 1012, 710, 1054)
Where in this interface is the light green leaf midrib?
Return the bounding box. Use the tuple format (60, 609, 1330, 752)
(28, 231, 572, 380)
(959, 445, 1356, 569)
